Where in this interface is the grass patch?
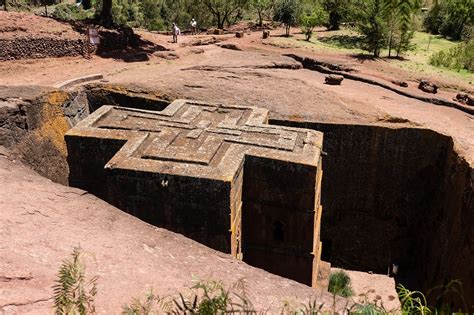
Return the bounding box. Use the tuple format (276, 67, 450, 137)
(272, 28, 473, 84)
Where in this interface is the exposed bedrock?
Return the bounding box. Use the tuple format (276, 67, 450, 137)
(271, 120, 473, 309)
(1, 85, 472, 309)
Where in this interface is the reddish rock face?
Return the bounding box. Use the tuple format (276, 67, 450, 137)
(65, 100, 324, 287)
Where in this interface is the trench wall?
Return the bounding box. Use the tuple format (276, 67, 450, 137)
(271, 119, 473, 309)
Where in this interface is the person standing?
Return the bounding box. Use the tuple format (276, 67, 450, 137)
(172, 22, 180, 43)
(190, 18, 197, 35)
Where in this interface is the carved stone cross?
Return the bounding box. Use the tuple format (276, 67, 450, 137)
(66, 99, 324, 286)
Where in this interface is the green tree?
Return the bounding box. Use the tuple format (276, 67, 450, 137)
(201, 0, 249, 29)
(300, 5, 328, 40)
(384, 0, 400, 57)
(395, 0, 420, 56)
(322, 0, 353, 30)
(358, 0, 389, 57)
(141, 0, 165, 31)
(274, 0, 302, 36)
(424, 0, 473, 40)
(251, 0, 274, 27)
(100, 0, 113, 26)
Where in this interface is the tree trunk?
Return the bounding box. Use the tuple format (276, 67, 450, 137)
(100, 0, 113, 27)
(258, 11, 262, 27)
(285, 24, 290, 36)
(3, 0, 7, 11)
(216, 12, 224, 29)
(388, 28, 393, 57)
(82, 0, 91, 10)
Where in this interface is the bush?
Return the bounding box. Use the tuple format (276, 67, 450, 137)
(423, 0, 473, 40)
(299, 5, 328, 41)
(53, 246, 98, 315)
(274, 0, 302, 36)
(429, 40, 474, 71)
(328, 270, 353, 297)
(52, 3, 95, 21)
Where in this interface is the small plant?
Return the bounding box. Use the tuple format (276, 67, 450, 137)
(122, 290, 160, 315)
(328, 270, 353, 314)
(349, 292, 389, 315)
(174, 279, 256, 314)
(125, 279, 256, 314)
(329, 270, 353, 298)
(426, 280, 468, 314)
(53, 246, 98, 315)
(397, 284, 431, 315)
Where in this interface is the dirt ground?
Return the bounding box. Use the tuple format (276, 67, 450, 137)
(0, 12, 473, 313)
(0, 11, 81, 40)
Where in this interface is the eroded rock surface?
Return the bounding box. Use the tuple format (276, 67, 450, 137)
(0, 154, 340, 313)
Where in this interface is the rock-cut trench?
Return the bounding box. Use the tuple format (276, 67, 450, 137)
(1, 85, 471, 310)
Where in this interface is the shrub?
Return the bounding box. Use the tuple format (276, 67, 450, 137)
(299, 5, 328, 41)
(397, 284, 431, 315)
(52, 3, 94, 21)
(123, 279, 255, 314)
(423, 0, 473, 40)
(429, 40, 474, 71)
(274, 0, 302, 36)
(53, 246, 98, 315)
(328, 270, 353, 298)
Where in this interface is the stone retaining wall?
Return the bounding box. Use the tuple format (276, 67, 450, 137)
(0, 37, 88, 61)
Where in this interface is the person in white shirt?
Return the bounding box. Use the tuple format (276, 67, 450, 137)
(190, 18, 197, 35)
(172, 23, 180, 43)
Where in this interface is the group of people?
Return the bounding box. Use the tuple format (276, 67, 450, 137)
(171, 18, 198, 43)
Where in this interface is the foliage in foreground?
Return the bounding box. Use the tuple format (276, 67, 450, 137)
(429, 40, 474, 72)
(53, 248, 470, 314)
(122, 279, 256, 314)
(53, 246, 98, 315)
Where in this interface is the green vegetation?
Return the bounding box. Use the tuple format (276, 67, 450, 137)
(251, 0, 274, 27)
(423, 0, 473, 40)
(322, 0, 355, 30)
(121, 279, 255, 314)
(3, 0, 472, 63)
(300, 4, 328, 41)
(328, 270, 353, 297)
(357, 0, 389, 57)
(430, 40, 474, 71)
(53, 247, 471, 315)
(355, 0, 421, 57)
(398, 284, 431, 314)
(328, 270, 353, 313)
(52, 3, 95, 21)
(53, 246, 98, 315)
(273, 0, 302, 36)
